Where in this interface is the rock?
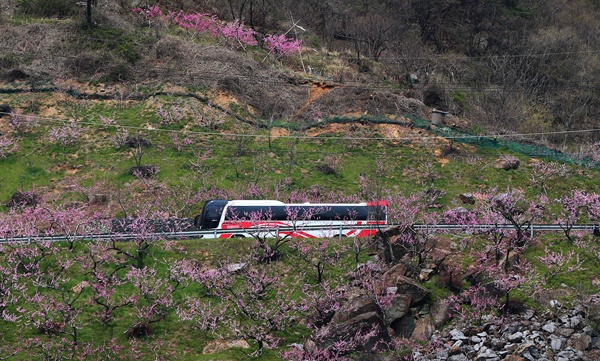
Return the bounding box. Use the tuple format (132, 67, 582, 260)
(331, 294, 379, 323)
(450, 329, 468, 341)
(412, 316, 435, 341)
(458, 193, 476, 205)
(542, 322, 557, 333)
(471, 335, 482, 343)
(430, 298, 452, 328)
(382, 276, 430, 327)
(549, 335, 566, 351)
(393, 275, 430, 305)
(3, 69, 29, 82)
(522, 309, 535, 320)
(382, 293, 411, 324)
(519, 344, 540, 361)
(556, 349, 577, 360)
(490, 338, 505, 351)
(383, 263, 407, 285)
(390, 310, 416, 338)
(321, 311, 390, 352)
(569, 315, 583, 329)
(419, 268, 434, 282)
(568, 333, 592, 351)
(448, 354, 469, 361)
(498, 157, 520, 170)
(436, 348, 450, 360)
(71, 280, 90, 293)
(449, 343, 462, 355)
(557, 328, 575, 337)
(225, 262, 246, 272)
(0, 104, 12, 116)
(507, 331, 524, 343)
(590, 336, 600, 349)
(452, 340, 464, 349)
(503, 356, 525, 361)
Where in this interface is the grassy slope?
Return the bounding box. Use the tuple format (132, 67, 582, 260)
(0, 84, 597, 208)
(0, 11, 600, 361)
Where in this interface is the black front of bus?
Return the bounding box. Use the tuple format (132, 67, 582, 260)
(195, 200, 228, 229)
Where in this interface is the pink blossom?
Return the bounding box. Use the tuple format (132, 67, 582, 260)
(0, 135, 18, 158)
(219, 20, 258, 49)
(264, 34, 302, 58)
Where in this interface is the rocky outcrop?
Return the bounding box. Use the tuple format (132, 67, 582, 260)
(413, 303, 600, 361)
(317, 265, 433, 351)
(316, 291, 390, 352)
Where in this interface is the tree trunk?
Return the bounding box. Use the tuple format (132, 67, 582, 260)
(86, 0, 93, 27)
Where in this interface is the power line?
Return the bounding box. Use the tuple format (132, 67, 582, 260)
(4, 51, 600, 94)
(37, 33, 600, 60)
(2, 111, 599, 143)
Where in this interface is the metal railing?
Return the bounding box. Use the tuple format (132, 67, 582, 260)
(0, 223, 597, 243)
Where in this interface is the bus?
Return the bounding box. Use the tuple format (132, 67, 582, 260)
(194, 199, 388, 238)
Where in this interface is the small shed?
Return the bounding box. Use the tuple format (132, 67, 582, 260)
(431, 109, 449, 126)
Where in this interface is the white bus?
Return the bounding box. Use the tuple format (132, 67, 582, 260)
(194, 199, 388, 238)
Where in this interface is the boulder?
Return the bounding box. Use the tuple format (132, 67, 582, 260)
(430, 298, 452, 328)
(331, 294, 379, 324)
(382, 292, 411, 323)
(320, 311, 390, 352)
(458, 193, 475, 205)
(412, 315, 435, 341)
(383, 263, 407, 286)
(394, 275, 430, 305)
(497, 157, 520, 170)
(381, 276, 430, 327)
(390, 310, 415, 338)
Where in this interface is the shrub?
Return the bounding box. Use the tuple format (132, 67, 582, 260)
(65, 52, 102, 78)
(100, 62, 132, 83)
(47, 121, 83, 147)
(0, 54, 19, 70)
(314, 164, 337, 175)
(125, 322, 152, 338)
(129, 165, 159, 179)
(0, 135, 18, 158)
(126, 136, 152, 149)
(7, 190, 41, 208)
(0, 104, 13, 115)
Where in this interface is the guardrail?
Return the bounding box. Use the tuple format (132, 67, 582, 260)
(0, 223, 598, 243)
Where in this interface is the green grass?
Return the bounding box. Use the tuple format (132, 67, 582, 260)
(0, 237, 365, 360)
(2, 92, 598, 209)
(1, 227, 594, 360)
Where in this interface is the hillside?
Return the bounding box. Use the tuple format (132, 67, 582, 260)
(0, 2, 599, 361)
(0, 2, 598, 206)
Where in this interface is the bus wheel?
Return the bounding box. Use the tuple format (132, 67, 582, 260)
(193, 215, 202, 229)
(231, 234, 245, 238)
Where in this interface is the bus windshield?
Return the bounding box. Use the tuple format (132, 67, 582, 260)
(198, 200, 228, 229)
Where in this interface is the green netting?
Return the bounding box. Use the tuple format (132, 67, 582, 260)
(408, 115, 599, 169)
(291, 113, 600, 169)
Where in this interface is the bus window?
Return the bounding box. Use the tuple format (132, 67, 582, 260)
(368, 205, 387, 222)
(199, 200, 227, 229)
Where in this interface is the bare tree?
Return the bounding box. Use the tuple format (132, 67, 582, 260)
(347, 13, 396, 62)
